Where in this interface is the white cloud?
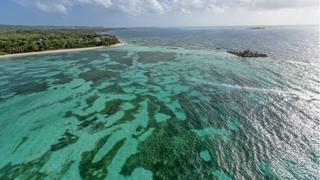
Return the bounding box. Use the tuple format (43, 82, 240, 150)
(115, 0, 165, 15)
(35, 2, 68, 13)
(78, 0, 112, 8)
(15, 0, 320, 15)
(253, 0, 319, 10)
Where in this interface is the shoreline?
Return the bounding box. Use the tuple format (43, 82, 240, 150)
(0, 43, 123, 59)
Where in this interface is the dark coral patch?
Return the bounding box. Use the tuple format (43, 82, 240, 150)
(118, 57, 133, 66)
(85, 95, 99, 107)
(98, 85, 125, 94)
(137, 52, 176, 64)
(103, 99, 123, 116)
(79, 69, 118, 82)
(88, 121, 106, 134)
(120, 126, 216, 179)
(12, 136, 29, 154)
(79, 135, 126, 180)
(106, 64, 128, 71)
(11, 82, 48, 95)
(78, 116, 99, 129)
(50, 131, 79, 151)
(0, 151, 51, 179)
(52, 73, 73, 85)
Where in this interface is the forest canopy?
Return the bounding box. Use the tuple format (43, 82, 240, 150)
(0, 26, 120, 55)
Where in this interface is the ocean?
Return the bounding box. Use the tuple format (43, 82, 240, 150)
(0, 26, 319, 179)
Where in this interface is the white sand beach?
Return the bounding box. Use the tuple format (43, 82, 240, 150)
(0, 43, 123, 59)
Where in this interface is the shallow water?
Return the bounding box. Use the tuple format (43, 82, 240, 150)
(0, 26, 319, 179)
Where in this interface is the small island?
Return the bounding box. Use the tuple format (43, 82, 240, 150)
(0, 25, 121, 56)
(249, 27, 265, 30)
(227, 50, 268, 57)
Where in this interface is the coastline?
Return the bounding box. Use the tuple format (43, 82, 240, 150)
(0, 43, 123, 59)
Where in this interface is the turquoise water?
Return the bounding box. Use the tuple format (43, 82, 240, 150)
(0, 26, 319, 179)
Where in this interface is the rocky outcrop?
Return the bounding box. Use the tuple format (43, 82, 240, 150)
(249, 27, 265, 30)
(227, 50, 268, 57)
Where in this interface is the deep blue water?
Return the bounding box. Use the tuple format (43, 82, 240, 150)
(114, 26, 319, 62)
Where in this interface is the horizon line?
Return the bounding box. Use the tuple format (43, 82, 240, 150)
(0, 23, 319, 29)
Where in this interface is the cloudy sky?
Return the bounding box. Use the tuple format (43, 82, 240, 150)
(0, 0, 319, 27)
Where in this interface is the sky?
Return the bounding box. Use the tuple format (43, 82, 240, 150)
(0, 0, 319, 27)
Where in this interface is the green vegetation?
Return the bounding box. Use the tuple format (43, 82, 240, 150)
(0, 26, 120, 55)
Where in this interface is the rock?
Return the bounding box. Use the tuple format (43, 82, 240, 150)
(249, 27, 265, 30)
(227, 50, 268, 57)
